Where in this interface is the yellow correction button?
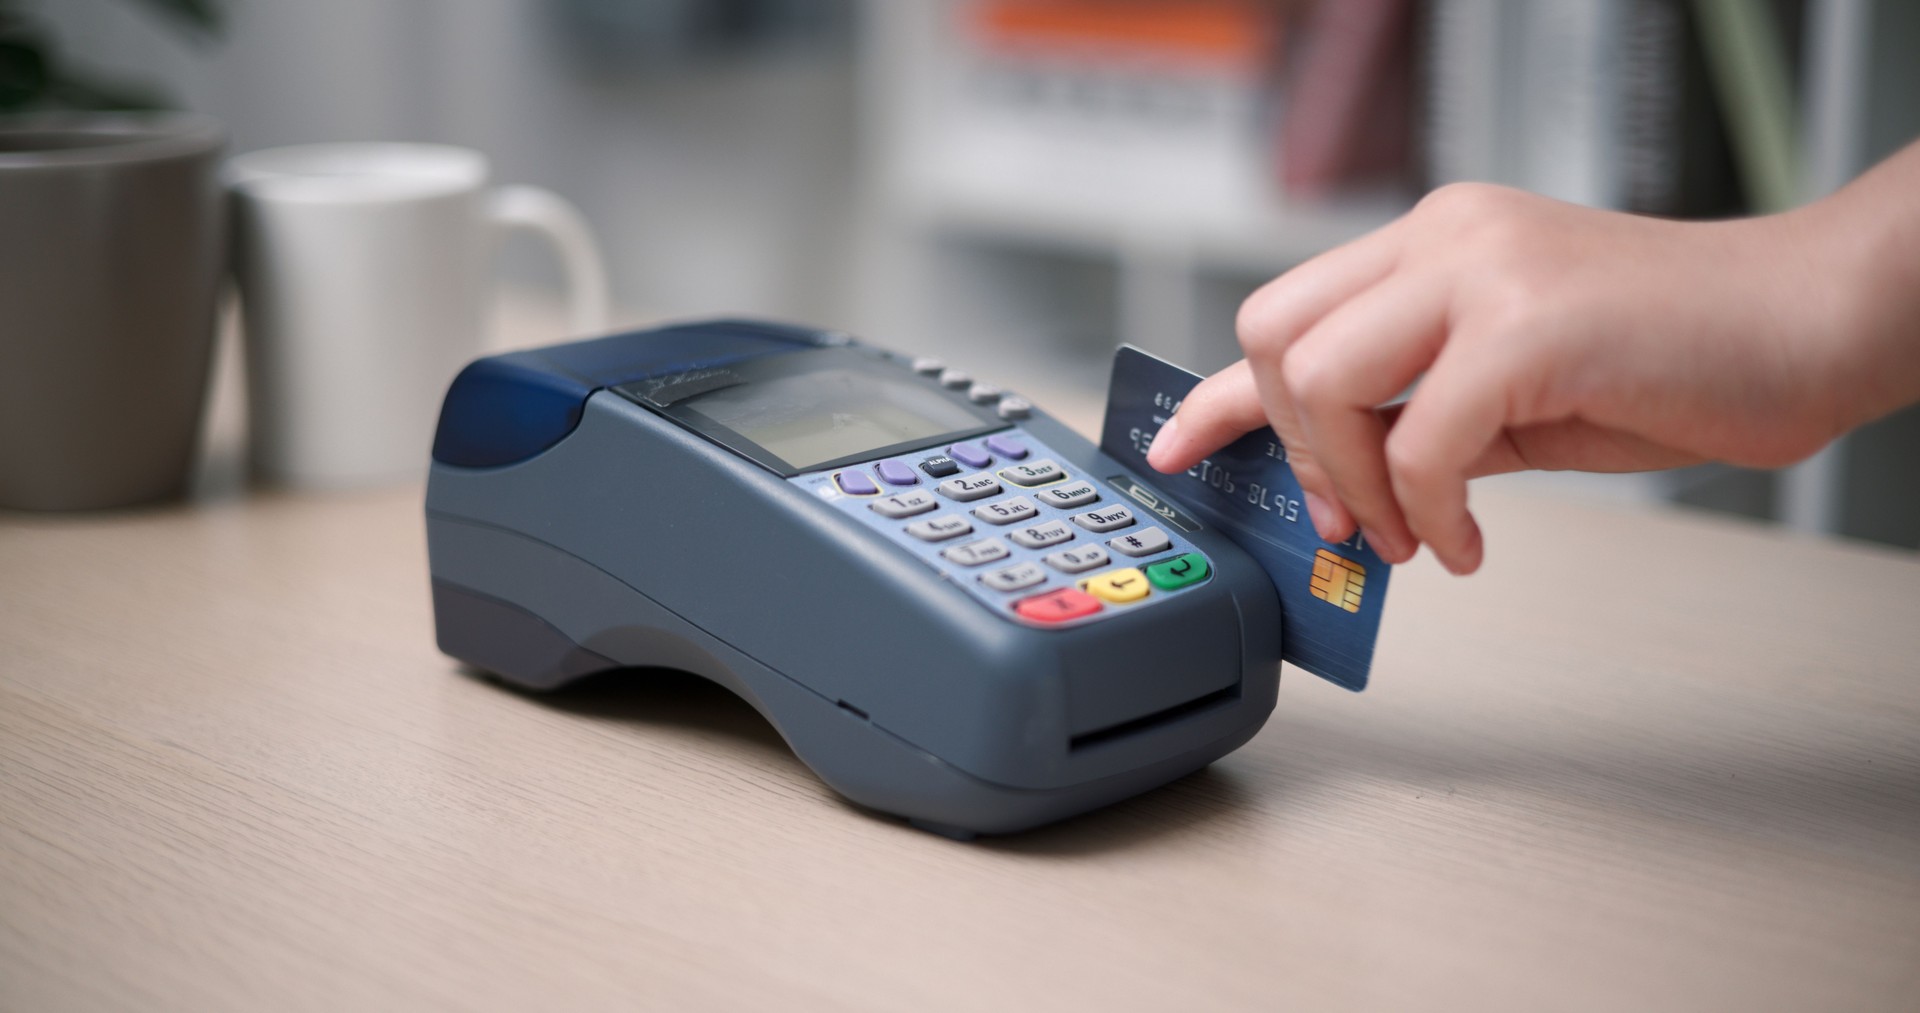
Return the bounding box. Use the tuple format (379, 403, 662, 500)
(1080, 567, 1150, 604)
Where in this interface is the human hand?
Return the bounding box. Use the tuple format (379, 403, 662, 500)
(1144, 180, 1915, 575)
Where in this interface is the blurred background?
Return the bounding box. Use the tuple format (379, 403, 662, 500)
(24, 0, 1920, 545)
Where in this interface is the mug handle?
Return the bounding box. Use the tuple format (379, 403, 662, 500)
(485, 185, 611, 337)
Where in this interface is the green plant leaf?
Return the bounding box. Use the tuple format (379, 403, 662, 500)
(0, 0, 216, 112)
(0, 38, 48, 111)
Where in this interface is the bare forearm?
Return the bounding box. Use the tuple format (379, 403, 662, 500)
(1796, 139, 1920, 430)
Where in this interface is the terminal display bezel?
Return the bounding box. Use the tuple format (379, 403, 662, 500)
(616, 347, 1007, 477)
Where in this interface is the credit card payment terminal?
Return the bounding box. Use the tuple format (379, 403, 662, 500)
(426, 319, 1282, 837)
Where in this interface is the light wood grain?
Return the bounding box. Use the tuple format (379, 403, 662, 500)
(5, 445, 1920, 1010)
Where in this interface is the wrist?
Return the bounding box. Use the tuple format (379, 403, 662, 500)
(1791, 160, 1920, 430)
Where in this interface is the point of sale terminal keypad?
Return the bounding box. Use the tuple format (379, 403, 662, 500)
(801, 427, 1213, 629)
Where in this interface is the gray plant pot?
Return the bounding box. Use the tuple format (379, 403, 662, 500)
(0, 113, 226, 511)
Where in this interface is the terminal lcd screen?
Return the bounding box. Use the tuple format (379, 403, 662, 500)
(678, 366, 988, 472)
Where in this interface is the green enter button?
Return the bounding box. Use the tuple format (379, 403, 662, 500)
(1145, 552, 1210, 591)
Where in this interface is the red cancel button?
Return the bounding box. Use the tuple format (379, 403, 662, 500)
(1014, 587, 1102, 624)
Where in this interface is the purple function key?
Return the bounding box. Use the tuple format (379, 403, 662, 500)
(834, 469, 879, 496)
(948, 441, 992, 469)
(984, 435, 1029, 461)
(874, 460, 919, 486)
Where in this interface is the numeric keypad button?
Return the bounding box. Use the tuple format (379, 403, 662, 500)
(1037, 481, 1098, 509)
(905, 514, 973, 542)
(1008, 519, 1074, 549)
(938, 472, 1002, 501)
(1071, 505, 1135, 532)
(972, 496, 1038, 525)
(868, 488, 938, 519)
(980, 561, 1046, 593)
(941, 538, 1012, 567)
(1043, 544, 1110, 574)
(998, 458, 1066, 487)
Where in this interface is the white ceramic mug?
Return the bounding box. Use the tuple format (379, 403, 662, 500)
(227, 142, 610, 489)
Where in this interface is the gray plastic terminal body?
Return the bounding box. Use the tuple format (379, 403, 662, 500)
(426, 385, 1281, 836)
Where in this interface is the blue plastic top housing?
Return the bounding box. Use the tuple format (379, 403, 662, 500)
(431, 319, 829, 469)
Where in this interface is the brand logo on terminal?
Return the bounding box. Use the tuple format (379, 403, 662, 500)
(629, 366, 744, 407)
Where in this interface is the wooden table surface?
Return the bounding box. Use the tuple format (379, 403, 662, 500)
(4, 402, 1920, 1010)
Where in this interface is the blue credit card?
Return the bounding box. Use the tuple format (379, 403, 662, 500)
(1099, 345, 1392, 691)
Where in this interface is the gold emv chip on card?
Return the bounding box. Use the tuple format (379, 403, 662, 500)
(1310, 549, 1365, 613)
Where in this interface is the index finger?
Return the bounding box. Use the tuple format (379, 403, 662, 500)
(1146, 359, 1359, 540)
(1144, 359, 1265, 473)
(1147, 221, 1408, 473)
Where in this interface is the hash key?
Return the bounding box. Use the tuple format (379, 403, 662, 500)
(1107, 525, 1172, 557)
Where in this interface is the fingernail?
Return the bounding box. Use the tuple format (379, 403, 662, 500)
(1454, 520, 1485, 575)
(1303, 492, 1336, 540)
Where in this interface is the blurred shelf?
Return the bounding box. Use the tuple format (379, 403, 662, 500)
(853, 1, 1417, 376)
(892, 176, 1409, 274)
